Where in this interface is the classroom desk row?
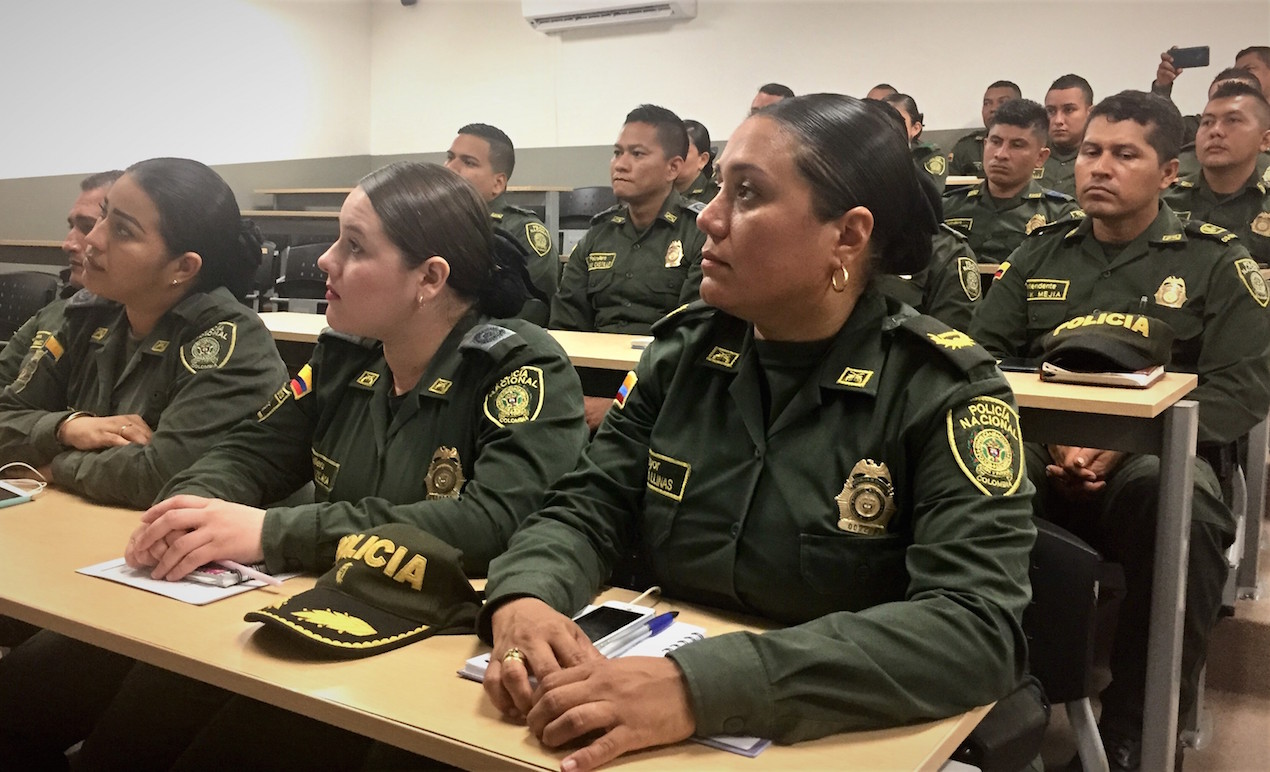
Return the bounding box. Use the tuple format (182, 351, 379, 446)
(256, 311, 1198, 771)
(0, 490, 990, 771)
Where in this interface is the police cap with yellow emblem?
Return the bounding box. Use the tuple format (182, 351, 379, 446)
(244, 523, 481, 658)
(1041, 313, 1174, 372)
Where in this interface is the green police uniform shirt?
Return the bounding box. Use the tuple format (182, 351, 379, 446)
(873, 224, 981, 330)
(1162, 169, 1270, 266)
(912, 141, 948, 190)
(159, 312, 588, 576)
(550, 189, 707, 334)
(949, 130, 986, 176)
(681, 171, 719, 204)
(1039, 146, 1079, 198)
(0, 296, 71, 387)
(970, 204, 1270, 447)
(481, 295, 1035, 741)
(943, 179, 1080, 264)
(488, 194, 559, 299)
(0, 287, 287, 508)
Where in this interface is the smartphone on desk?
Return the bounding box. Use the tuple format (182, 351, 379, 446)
(1169, 45, 1210, 69)
(0, 480, 34, 510)
(572, 601, 655, 649)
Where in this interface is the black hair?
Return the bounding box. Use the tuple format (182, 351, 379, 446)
(683, 119, 713, 176)
(1209, 81, 1270, 127)
(1237, 46, 1270, 70)
(758, 82, 795, 98)
(866, 98, 909, 138)
(624, 104, 689, 160)
(883, 93, 924, 137)
(80, 170, 123, 192)
(987, 80, 1023, 98)
(124, 158, 261, 300)
(988, 98, 1050, 143)
(456, 123, 516, 178)
(1088, 90, 1185, 163)
(762, 94, 937, 274)
(1048, 74, 1094, 106)
(358, 161, 526, 318)
(1212, 66, 1261, 89)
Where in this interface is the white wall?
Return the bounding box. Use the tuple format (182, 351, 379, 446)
(0, 0, 372, 180)
(369, 0, 1270, 153)
(1, 0, 1267, 180)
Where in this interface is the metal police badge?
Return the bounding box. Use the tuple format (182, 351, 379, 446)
(835, 459, 897, 535)
(1025, 214, 1047, 235)
(665, 239, 684, 268)
(957, 256, 982, 301)
(1252, 212, 1270, 238)
(1154, 276, 1187, 309)
(483, 366, 545, 426)
(1235, 258, 1270, 308)
(526, 222, 552, 257)
(924, 155, 947, 176)
(180, 321, 237, 374)
(425, 446, 465, 500)
(947, 396, 1024, 496)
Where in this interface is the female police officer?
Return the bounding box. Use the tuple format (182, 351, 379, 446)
(0, 157, 286, 508)
(28, 161, 591, 771)
(0, 157, 287, 769)
(480, 94, 1036, 772)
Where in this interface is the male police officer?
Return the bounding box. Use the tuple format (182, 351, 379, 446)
(749, 83, 793, 114)
(943, 99, 1078, 263)
(1163, 82, 1270, 265)
(552, 104, 706, 429)
(444, 124, 558, 301)
(0, 170, 122, 387)
(1041, 74, 1094, 196)
(949, 80, 1021, 176)
(971, 90, 1270, 771)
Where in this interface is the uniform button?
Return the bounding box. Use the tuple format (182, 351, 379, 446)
(1102, 271, 1111, 278)
(634, 243, 641, 249)
(753, 448, 763, 459)
(730, 523, 741, 538)
(624, 301, 632, 307)
(723, 717, 744, 734)
(625, 272, 633, 278)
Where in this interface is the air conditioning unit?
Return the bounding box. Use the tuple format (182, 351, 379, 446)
(522, 0, 697, 34)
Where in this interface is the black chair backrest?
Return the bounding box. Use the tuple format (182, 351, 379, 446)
(0, 271, 59, 340)
(1024, 519, 1102, 704)
(278, 242, 332, 284)
(559, 186, 617, 229)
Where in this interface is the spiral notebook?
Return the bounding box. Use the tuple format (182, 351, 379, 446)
(458, 619, 771, 758)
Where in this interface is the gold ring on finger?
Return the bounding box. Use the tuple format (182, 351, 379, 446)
(501, 647, 526, 664)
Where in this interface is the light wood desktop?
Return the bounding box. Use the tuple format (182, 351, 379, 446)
(0, 491, 988, 771)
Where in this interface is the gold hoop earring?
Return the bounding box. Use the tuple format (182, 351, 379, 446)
(830, 266, 849, 293)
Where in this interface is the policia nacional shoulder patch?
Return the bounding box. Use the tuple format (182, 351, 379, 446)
(946, 396, 1024, 495)
(483, 366, 545, 426)
(181, 321, 237, 374)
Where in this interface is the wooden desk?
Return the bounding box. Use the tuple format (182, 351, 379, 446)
(0, 491, 988, 771)
(257, 313, 649, 373)
(1007, 371, 1199, 772)
(945, 176, 982, 187)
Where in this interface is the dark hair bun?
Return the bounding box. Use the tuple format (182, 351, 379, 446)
(478, 229, 536, 318)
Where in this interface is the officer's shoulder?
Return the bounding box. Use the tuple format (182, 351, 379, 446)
(459, 320, 539, 360)
(942, 184, 976, 201)
(589, 204, 625, 225)
(64, 289, 112, 315)
(501, 203, 542, 221)
(1183, 219, 1242, 247)
(955, 130, 984, 144)
(937, 222, 971, 243)
(650, 300, 717, 339)
(893, 313, 997, 376)
(676, 198, 706, 217)
(1042, 188, 1075, 203)
(317, 329, 377, 350)
(1169, 175, 1198, 191)
(1028, 212, 1085, 238)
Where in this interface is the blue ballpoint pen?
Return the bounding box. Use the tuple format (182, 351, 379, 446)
(597, 610, 679, 658)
